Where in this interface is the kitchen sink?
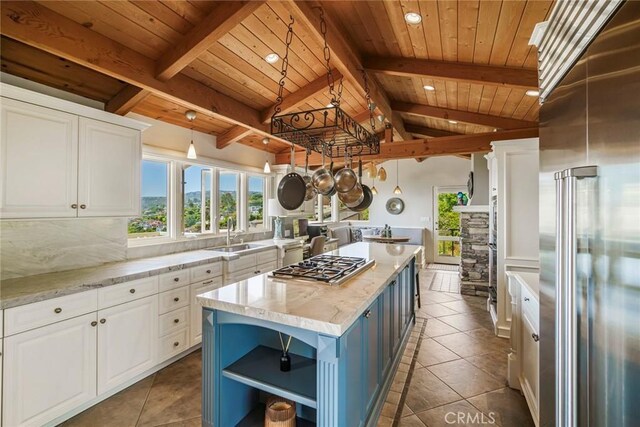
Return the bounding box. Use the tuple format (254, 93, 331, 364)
(206, 243, 263, 253)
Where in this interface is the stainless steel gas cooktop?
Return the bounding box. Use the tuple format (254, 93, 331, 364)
(269, 255, 375, 285)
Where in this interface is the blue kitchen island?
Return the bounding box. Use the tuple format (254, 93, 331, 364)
(197, 242, 419, 426)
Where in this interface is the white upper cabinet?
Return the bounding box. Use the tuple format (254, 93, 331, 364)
(78, 118, 140, 217)
(0, 98, 79, 218)
(0, 84, 147, 219)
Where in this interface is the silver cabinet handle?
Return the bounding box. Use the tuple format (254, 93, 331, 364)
(80, 204, 86, 209)
(206, 269, 212, 274)
(71, 203, 78, 209)
(524, 297, 530, 302)
(532, 333, 539, 342)
(202, 280, 213, 285)
(174, 297, 180, 302)
(91, 321, 98, 327)
(364, 309, 371, 318)
(130, 289, 136, 294)
(174, 319, 180, 323)
(100, 318, 106, 324)
(173, 341, 179, 347)
(54, 307, 62, 314)
(173, 277, 180, 282)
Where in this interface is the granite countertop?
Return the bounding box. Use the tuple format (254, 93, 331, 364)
(0, 242, 279, 310)
(197, 242, 421, 336)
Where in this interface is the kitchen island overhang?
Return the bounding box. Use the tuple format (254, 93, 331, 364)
(197, 242, 420, 426)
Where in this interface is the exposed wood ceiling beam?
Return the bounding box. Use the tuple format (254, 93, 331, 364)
(275, 128, 539, 166)
(364, 57, 539, 90)
(216, 126, 254, 149)
(404, 124, 461, 138)
(392, 101, 537, 130)
(288, 0, 412, 142)
(105, 86, 149, 115)
(105, 1, 264, 116)
(260, 69, 342, 124)
(1, 1, 288, 145)
(156, 1, 264, 81)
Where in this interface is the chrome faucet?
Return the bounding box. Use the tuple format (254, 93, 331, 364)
(226, 218, 243, 246)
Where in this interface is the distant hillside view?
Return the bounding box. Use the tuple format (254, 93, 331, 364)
(130, 190, 263, 237)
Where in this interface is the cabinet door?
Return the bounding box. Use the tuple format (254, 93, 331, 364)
(97, 295, 157, 394)
(521, 311, 539, 410)
(78, 117, 140, 217)
(190, 277, 224, 345)
(0, 98, 78, 218)
(380, 285, 393, 376)
(364, 300, 381, 415)
(391, 280, 401, 353)
(3, 313, 97, 427)
(344, 318, 364, 427)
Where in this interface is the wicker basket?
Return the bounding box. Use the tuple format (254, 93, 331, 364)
(264, 396, 296, 427)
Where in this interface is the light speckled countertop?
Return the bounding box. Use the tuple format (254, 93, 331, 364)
(197, 242, 421, 336)
(0, 242, 278, 310)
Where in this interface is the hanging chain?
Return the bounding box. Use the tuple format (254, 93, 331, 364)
(319, 8, 342, 107)
(271, 15, 295, 119)
(361, 69, 376, 131)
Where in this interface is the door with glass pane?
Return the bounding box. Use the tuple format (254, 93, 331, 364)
(433, 186, 466, 264)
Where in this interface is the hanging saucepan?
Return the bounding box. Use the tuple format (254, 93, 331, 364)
(351, 159, 373, 212)
(325, 160, 337, 197)
(311, 149, 335, 196)
(277, 146, 306, 210)
(339, 157, 364, 207)
(303, 150, 316, 201)
(334, 153, 358, 193)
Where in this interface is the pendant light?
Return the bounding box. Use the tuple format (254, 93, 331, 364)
(393, 160, 403, 194)
(377, 165, 387, 182)
(185, 110, 197, 159)
(262, 137, 272, 173)
(367, 162, 377, 178)
(371, 177, 378, 195)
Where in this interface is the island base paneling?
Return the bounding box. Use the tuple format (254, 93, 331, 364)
(202, 258, 417, 427)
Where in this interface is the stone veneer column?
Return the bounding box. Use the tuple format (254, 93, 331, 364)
(459, 212, 490, 296)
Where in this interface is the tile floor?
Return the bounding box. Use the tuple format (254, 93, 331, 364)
(63, 267, 533, 427)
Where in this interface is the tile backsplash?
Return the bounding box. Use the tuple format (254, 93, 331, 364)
(1, 218, 128, 280)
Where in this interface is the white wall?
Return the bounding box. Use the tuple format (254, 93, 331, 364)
(362, 157, 470, 261)
(127, 113, 273, 169)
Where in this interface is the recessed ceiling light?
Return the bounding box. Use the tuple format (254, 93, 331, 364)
(448, 120, 458, 124)
(404, 12, 422, 25)
(423, 85, 435, 91)
(264, 53, 279, 64)
(526, 89, 540, 97)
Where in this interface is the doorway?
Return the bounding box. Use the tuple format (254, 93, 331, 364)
(433, 186, 466, 264)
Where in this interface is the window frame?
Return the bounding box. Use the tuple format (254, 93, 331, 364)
(128, 150, 271, 246)
(182, 162, 217, 236)
(246, 174, 267, 232)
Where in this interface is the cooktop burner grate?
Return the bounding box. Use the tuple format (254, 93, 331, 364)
(269, 255, 374, 285)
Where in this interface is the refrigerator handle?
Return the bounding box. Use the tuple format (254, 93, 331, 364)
(555, 166, 597, 427)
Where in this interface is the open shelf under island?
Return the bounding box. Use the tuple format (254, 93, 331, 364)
(197, 242, 419, 427)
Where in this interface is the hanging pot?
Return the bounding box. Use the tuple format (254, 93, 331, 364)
(351, 159, 373, 211)
(339, 182, 364, 207)
(303, 151, 317, 201)
(277, 146, 306, 211)
(311, 150, 335, 196)
(334, 154, 358, 193)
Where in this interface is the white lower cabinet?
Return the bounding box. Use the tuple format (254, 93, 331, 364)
(3, 313, 97, 427)
(190, 277, 224, 345)
(521, 307, 539, 422)
(97, 295, 157, 394)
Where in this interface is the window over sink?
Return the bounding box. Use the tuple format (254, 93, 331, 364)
(128, 159, 170, 239)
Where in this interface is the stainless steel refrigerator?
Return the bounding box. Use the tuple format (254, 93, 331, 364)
(539, 2, 640, 426)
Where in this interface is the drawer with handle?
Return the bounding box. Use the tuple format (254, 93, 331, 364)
(158, 269, 190, 293)
(98, 276, 158, 310)
(158, 306, 189, 337)
(5, 290, 98, 336)
(520, 282, 539, 331)
(158, 327, 189, 362)
(158, 286, 190, 314)
(190, 262, 222, 283)
(225, 254, 257, 274)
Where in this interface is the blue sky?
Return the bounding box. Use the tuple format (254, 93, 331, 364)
(142, 161, 263, 196)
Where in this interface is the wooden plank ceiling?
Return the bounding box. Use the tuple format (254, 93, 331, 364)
(0, 0, 552, 160)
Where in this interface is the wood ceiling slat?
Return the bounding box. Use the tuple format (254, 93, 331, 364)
(131, 1, 193, 34)
(36, 1, 162, 59)
(458, 0, 480, 63)
(100, 1, 185, 43)
(473, 0, 502, 64)
(400, 0, 429, 58)
(500, 90, 526, 119)
(382, 1, 414, 58)
(438, 0, 458, 62)
(506, 0, 552, 67)
(420, 0, 444, 60)
(487, 87, 512, 117)
(160, 1, 212, 25)
(445, 81, 458, 111)
(238, 134, 289, 154)
(478, 86, 498, 113)
(512, 92, 538, 120)
(489, 0, 527, 66)
(467, 83, 484, 113)
(457, 82, 471, 114)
